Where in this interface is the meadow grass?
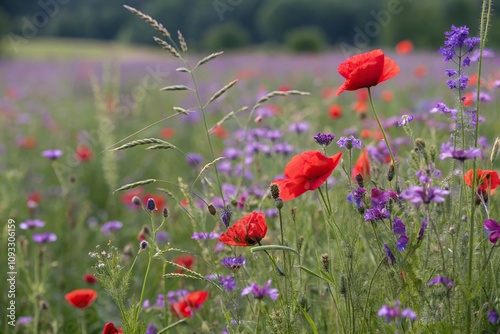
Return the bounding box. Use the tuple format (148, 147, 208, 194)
(1, 2, 500, 333)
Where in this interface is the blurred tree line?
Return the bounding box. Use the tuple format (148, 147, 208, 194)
(1, 0, 496, 52)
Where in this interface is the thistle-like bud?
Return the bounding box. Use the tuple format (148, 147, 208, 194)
(146, 198, 156, 211)
(355, 174, 364, 188)
(162, 207, 169, 218)
(387, 163, 395, 182)
(275, 198, 283, 210)
(132, 196, 142, 206)
(140, 240, 148, 250)
(415, 138, 426, 151)
(40, 300, 49, 310)
(270, 184, 280, 200)
(321, 253, 330, 272)
(490, 137, 500, 164)
(207, 203, 217, 215)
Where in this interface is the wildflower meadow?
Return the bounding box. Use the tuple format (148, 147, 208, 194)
(2, 1, 500, 333)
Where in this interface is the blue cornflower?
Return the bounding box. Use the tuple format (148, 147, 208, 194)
(146, 323, 157, 334)
(32, 232, 57, 243)
(241, 280, 279, 300)
(347, 187, 366, 209)
(364, 207, 390, 222)
(445, 69, 458, 77)
(100, 221, 123, 236)
(220, 206, 232, 228)
(314, 133, 335, 147)
(393, 217, 406, 235)
(19, 219, 45, 230)
(42, 149, 63, 160)
(186, 153, 203, 166)
(191, 231, 220, 240)
(221, 256, 246, 270)
(222, 147, 242, 160)
(400, 185, 449, 207)
(288, 122, 309, 134)
(378, 301, 417, 323)
(337, 135, 362, 150)
(219, 275, 236, 292)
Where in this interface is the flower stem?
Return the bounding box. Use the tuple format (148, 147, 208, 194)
(79, 310, 87, 334)
(367, 88, 398, 186)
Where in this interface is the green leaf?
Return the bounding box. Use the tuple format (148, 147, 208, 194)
(251, 245, 300, 256)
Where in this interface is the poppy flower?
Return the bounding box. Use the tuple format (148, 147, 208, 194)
(353, 149, 370, 180)
(413, 65, 428, 78)
(328, 104, 343, 119)
(18, 136, 37, 149)
(83, 273, 98, 284)
(75, 144, 93, 162)
(211, 125, 228, 139)
(173, 255, 196, 273)
(381, 90, 394, 102)
(102, 322, 123, 334)
(218, 212, 267, 247)
(160, 127, 175, 138)
(272, 151, 343, 201)
(170, 291, 209, 318)
(65, 289, 97, 309)
(395, 40, 414, 55)
(336, 49, 400, 96)
(464, 169, 500, 195)
(322, 87, 336, 99)
(462, 92, 473, 106)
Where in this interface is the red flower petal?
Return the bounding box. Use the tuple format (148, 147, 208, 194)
(65, 289, 97, 309)
(218, 212, 267, 247)
(102, 322, 123, 334)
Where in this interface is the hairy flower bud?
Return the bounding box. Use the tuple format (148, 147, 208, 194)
(207, 203, 217, 215)
(132, 196, 142, 206)
(270, 184, 280, 200)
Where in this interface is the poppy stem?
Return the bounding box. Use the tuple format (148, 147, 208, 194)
(367, 88, 398, 186)
(79, 310, 87, 334)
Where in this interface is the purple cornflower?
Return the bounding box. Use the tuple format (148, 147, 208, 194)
(18, 317, 33, 325)
(191, 231, 220, 240)
(288, 122, 309, 134)
(314, 133, 335, 147)
(220, 206, 232, 228)
(19, 219, 45, 230)
(439, 142, 481, 161)
(41, 149, 63, 160)
(445, 69, 458, 77)
(220, 275, 236, 292)
(273, 142, 294, 155)
(100, 221, 123, 236)
(241, 279, 279, 300)
(146, 323, 158, 334)
(156, 231, 169, 244)
(398, 115, 414, 127)
(221, 256, 246, 270)
(488, 309, 499, 324)
(384, 244, 395, 264)
(417, 216, 427, 243)
(155, 294, 165, 308)
(428, 276, 454, 287)
(479, 91, 492, 103)
(439, 25, 478, 61)
(393, 217, 408, 252)
(397, 235, 409, 252)
(32, 232, 57, 243)
(347, 187, 366, 209)
(337, 135, 362, 150)
(186, 153, 203, 167)
(400, 185, 449, 207)
(266, 129, 282, 142)
(378, 301, 417, 323)
(431, 102, 457, 119)
(146, 198, 156, 211)
(484, 219, 500, 244)
(265, 208, 279, 218)
(222, 147, 242, 160)
(364, 207, 390, 222)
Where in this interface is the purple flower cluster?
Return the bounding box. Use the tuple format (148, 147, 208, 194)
(397, 115, 414, 127)
(377, 301, 417, 323)
(101, 221, 123, 236)
(337, 135, 362, 150)
(384, 244, 395, 265)
(488, 309, 499, 324)
(400, 185, 449, 207)
(19, 219, 45, 230)
(347, 187, 366, 209)
(32, 232, 57, 243)
(41, 149, 63, 160)
(191, 231, 220, 240)
(393, 217, 408, 252)
(313, 132, 335, 147)
(364, 188, 398, 222)
(428, 276, 454, 287)
(241, 279, 279, 300)
(484, 219, 500, 244)
(221, 256, 246, 270)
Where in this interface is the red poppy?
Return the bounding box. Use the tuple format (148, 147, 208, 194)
(352, 149, 370, 180)
(272, 151, 342, 201)
(352, 100, 368, 113)
(211, 125, 228, 139)
(174, 255, 196, 273)
(102, 322, 123, 334)
(218, 212, 267, 247)
(321, 87, 336, 99)
(464, 169, 500, 195)
(413, 65, 428, 78)
(278, 85, 291, 92)
(170, 291, 209, 318)
(65, 289, 97, 309)
(18, 136, 37, 149)
(360, 130, 372, 139)
(83, 273, 98, 284)
(462, 92, 473, 106)
(395, 40, 413, 55)
(160, 127, 175, 138)
(75, 144, 93, 162)
(328, 104, 343, 119)
(336, 49, 400, 96)
(381, 90, 394, 102)
(27, 191, 42, 204)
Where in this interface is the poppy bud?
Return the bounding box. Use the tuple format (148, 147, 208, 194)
(355, 174, 364, 188)
(270, 184, 280, 200)
(162, 207, 169, 218)
(274, 198, 283, 210)
(207, 203, 217, 215)
(146, 198, 156, 211)
(132, 196, 142, 206)
(387, 163, 395, 182)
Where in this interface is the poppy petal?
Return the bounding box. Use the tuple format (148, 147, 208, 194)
(378, 56, 400, 84)
(272, 178, 309, 201)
